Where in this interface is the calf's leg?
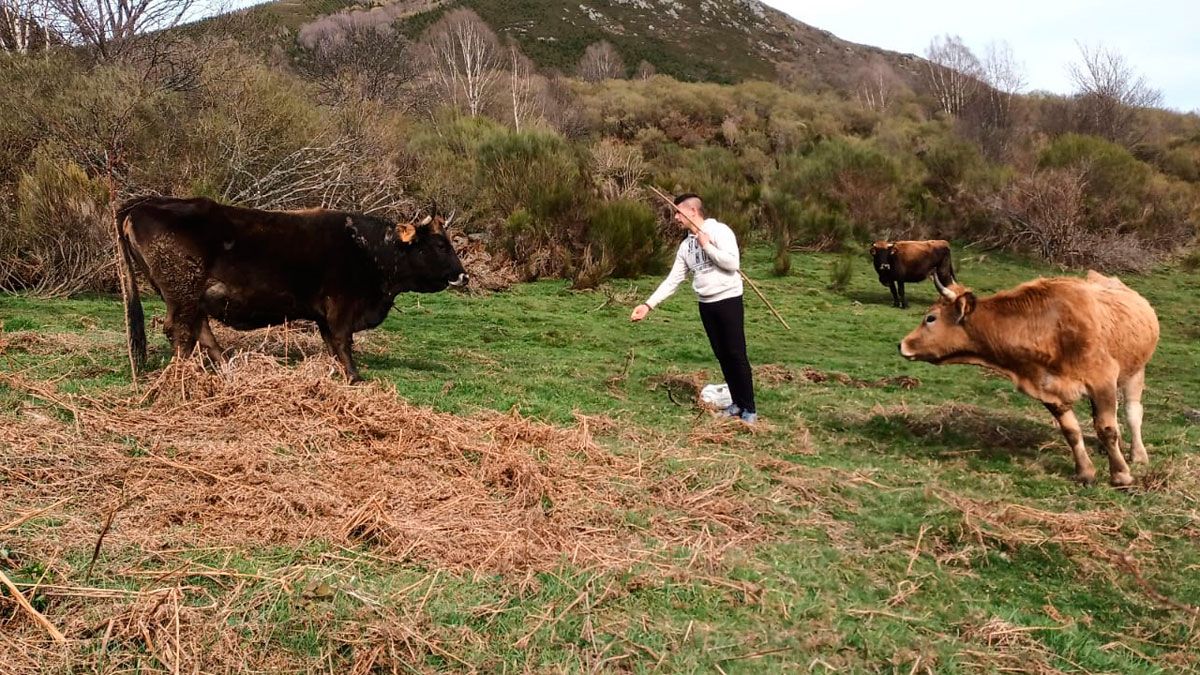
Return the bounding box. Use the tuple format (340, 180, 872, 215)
(1043, 402, 1096, 485)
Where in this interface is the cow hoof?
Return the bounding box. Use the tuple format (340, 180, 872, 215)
(1131, 451, 1150, 465)
(1075, 472, 1097, 486)
(1110, 472, 1135, 488)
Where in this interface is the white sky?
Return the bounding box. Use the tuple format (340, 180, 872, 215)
(761, 0, 1200, 112)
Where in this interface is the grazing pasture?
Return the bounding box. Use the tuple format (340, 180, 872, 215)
(1, 249, 1198, 672)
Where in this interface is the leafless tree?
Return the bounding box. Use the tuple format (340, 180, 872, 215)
(222, 135, 409, 216)
(1068, 42, 1162, 145)
(297, 20, 416, 106)
(577, 40, 623, 82)
(923, 34, 983, 117)
(1, 0, 56, 53)
(635, 59, 655, 80)
(508, 44, 543, 131)
(46, 0, 199, 60)
(591, 138, 645, 201)
(855, 58, 904, 112)
(418, 8, 501, 116)
(958, 40, 1027, 159)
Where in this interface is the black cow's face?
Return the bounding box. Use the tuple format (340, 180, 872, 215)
(870, 242, 895, 273)
(350, 213, 469, 294)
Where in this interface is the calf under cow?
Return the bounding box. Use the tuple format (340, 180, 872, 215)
(116, 196, 468, 382)
(899, 271, 1160, 487)
(870, 240, 956, 308)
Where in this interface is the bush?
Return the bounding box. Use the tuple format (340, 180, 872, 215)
(828, 251, 855, 291)
(586, 199, 664, 278)
(771, 137, 907, 247)
(1, 151, 113, 295)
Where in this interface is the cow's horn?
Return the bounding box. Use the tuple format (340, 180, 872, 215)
(931, 272, 957, 301)
(419, 214, 433, 226)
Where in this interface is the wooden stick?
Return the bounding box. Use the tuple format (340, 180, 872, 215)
(0, 569, 67, 643)
(645, 185, 791, 330)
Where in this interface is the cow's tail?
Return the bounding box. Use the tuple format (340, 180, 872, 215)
(114, 201, 146, 378)
(939, 246, 957, 285)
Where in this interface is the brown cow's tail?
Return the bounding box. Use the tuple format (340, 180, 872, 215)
(114, 202, 146, 377)
(939, 246, 957, 285)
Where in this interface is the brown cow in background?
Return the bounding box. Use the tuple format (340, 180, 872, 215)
(870, 240, 956, 308)
(899, 271, 1159, 488)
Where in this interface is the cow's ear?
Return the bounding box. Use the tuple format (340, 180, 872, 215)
(396, 222, 417, 244)
(952, 292, 976, 324)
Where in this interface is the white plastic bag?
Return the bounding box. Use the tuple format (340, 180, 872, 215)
(700, 383, 732, 408)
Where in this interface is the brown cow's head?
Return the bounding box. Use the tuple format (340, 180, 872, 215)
(898, 272, 976, 363)
(348, 210, 469, 294)
(870, 240, 896, 273)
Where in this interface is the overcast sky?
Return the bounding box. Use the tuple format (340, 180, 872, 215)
(760, 0, 1199, 112)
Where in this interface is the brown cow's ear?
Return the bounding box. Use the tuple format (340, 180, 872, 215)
(396, 222, 417, 244)
(952, 292, 976, 324)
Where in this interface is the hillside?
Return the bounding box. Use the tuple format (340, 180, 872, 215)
(207, 0, 929, 91)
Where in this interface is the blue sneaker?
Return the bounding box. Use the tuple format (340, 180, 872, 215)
(721, 404, 742, 418)
(740, 411, 758, 424)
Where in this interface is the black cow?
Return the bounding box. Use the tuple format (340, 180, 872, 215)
(116, 196, 468, 381)
(869, 239, 956, 309)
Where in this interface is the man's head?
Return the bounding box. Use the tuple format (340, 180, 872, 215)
(673, 192, 704, 230)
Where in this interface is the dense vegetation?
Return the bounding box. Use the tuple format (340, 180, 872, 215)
(1, 1, 1198, 295)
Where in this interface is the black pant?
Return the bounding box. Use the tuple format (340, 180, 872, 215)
(698, 295, 755, 414)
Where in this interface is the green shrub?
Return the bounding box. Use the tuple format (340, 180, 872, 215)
(477, 128, 582, 223)
(1, 150, 112, 295)
(771, 138, 907, 247)
(586, 199, 664, 277)
(828, 251, 855, 292)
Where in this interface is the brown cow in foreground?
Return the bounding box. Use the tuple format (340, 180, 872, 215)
(870, 240, 956, 308)
(899, 271, 1159, 487)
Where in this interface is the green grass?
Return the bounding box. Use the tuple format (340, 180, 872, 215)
(2, 248, 1199, 671)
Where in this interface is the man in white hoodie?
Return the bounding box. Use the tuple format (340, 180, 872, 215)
(630, 193, 757, 423)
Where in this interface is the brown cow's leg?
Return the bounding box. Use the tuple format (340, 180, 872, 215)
(888, 280, 901, 307)
(1043, 402, 1096, 485)
(197, 319, 226, 366)
(897, 281, 907, 309)
(1090, 386, 1133, 487)
(1123, 369, 1149, 464)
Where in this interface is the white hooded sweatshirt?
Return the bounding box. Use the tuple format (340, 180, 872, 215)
(644, 218, 742, 308)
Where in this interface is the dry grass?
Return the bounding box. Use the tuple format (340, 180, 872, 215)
(0, 348, 785, 670)
(756, 364, 920, 390)
(934, 489, 1200, 619)
(1, 355, 770, 574)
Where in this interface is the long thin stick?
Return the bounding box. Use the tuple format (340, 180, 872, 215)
(646, 185, 791, 330)
(0, 569, 67, 643)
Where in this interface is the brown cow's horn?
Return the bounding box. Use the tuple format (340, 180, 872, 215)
(419, 215, 433, 226)
(931, 272, 957, 301)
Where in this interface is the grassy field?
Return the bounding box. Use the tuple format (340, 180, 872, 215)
(1, 248, 1199, 672)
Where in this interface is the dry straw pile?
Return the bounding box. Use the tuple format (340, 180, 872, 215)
(0, 332, 776, 670)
